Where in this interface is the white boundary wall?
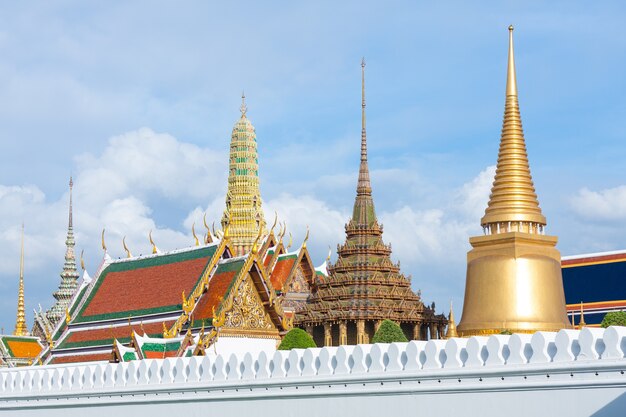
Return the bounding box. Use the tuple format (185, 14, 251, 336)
(2, 327, 626, 416)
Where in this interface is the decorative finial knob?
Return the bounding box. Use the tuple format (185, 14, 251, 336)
(240, 91, 247, 116)
(508, 25, 514, 31)
(69, 176, 73, 188)
(361, 57, 365, 67)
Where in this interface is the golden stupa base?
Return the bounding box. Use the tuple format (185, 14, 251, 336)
(457, 232, 572, 337)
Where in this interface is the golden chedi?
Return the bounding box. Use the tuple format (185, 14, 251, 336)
(457, 26, 571, 336)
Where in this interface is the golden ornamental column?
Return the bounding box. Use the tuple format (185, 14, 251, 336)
(457, 26, 571, 336)
(324, 323, 332, 346)
(412, 323, 421, 340)
(356, 320, 365, 344)
(339, 321, 347, 345)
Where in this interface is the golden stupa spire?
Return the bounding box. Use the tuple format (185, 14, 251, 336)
(14, 223, 28, 336)
(445, 301, 458, 339)
(457, 26, 570, 337)
(481, 25, 546, 232)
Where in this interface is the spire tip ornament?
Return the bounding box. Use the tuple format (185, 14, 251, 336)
(240, 91, 247, 116)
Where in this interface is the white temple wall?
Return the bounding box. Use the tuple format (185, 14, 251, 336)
(211, 335, 277, 357)
(2, 327, 626, 417)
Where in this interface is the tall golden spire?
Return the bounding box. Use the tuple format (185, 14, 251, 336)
(445, 301, 458, 339)
(481, 25, 546, 232)
(457, 26, 570, 337)
(221, 93, 267, 255)
(14, 224, 28, 336)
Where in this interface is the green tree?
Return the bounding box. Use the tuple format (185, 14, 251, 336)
(278, 328, 317, 350)
(601, 311, 626, 328)
(371, 320, 408, 343)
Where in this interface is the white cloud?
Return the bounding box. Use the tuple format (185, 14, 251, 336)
(570, 185, 626, 221)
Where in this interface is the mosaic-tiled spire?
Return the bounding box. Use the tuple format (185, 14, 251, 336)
(221, 93, 267, 255)
(47, 177, 79, 324)
(340, 59, 388, 267)
(13, 224, 28, 336)
(298, 60, 440, 331)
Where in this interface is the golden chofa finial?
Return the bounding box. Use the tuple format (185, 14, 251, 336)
(203, 213, 213, 244)
(278, 221, 286, 240)
(223, 212, 232, 239)
(80, 249, 85, 271)
(101, 229, 107, 252)
(240, 91, 247, 116)
(270, 211, 278, 235)
(149, 230, 157, 254)
(122, 236, 132, 258)
(251, 225, 263, 254)
(286, 232, 293, 250)
(192, 222, 200, 246)
(302, 226, 310, 249)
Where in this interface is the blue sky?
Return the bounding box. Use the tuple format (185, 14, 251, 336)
(0, 2, 625, 334)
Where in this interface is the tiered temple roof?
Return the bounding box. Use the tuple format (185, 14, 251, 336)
(44, 226, 314, 364)
(296, 60, 446, 341)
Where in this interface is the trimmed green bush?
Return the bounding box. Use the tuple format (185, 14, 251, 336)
(371, 319, 408, 343)
(601, 311, 626, 328)
(278, 328, 317, 350)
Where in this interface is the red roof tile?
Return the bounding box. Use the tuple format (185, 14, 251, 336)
(192, 259, 246, 324)
(75, 246, 217, 323)
(57, 321, 172, 350)
(50, 353, 111, 364)
(270, 256, 296, 291)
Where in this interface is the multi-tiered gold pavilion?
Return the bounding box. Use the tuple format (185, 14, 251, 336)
(296, 60, 447, 346)
(457, 26, 571, 336)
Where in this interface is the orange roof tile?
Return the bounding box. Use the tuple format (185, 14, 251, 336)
(57, 321, 172, 350)
(270, 255, 297, 291)
(75, 246, 217, 323)
(2, 337, 42, 359)
(192, 259, 246, 325)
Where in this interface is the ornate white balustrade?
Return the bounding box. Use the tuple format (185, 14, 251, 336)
(1, 327, 626, 416)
